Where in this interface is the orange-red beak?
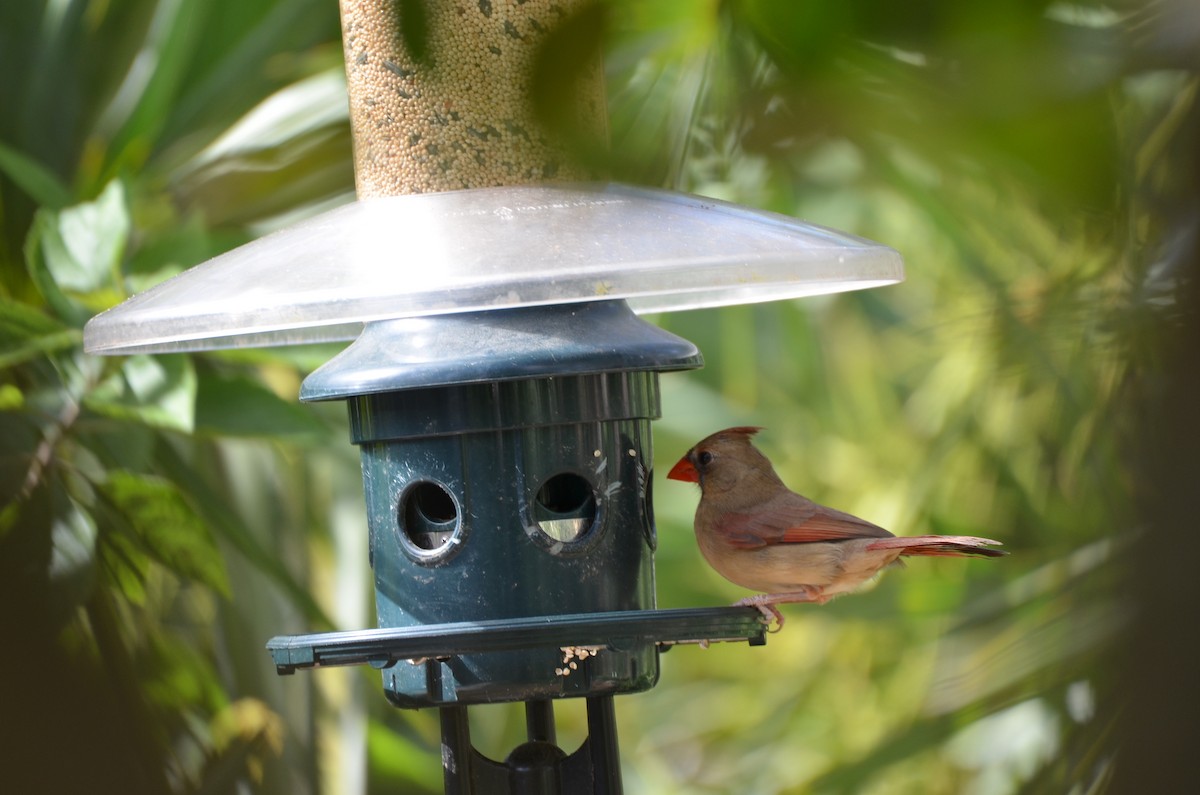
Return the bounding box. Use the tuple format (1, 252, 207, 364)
(666, 455, 699, 483)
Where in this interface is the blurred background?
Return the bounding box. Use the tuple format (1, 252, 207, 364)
(1, 1, 1196, 793)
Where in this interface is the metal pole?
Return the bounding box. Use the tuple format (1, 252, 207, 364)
(525, 699, 557, 745)
(440, 705, 474, 795)
(586, 695, 623, 795)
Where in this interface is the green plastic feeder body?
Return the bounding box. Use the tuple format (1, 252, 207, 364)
(301, 301, 701, 706)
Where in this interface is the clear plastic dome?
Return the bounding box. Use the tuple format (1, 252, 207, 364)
(83, 183, 903, 354)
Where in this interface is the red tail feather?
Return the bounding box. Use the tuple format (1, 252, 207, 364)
(865, 535, 1007, 558)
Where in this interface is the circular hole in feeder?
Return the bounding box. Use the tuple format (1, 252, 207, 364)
(399, 481, 459, 554)
(534, 473, 597, 543)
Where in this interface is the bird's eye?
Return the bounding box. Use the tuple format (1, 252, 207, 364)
(697, 451, 714, 467)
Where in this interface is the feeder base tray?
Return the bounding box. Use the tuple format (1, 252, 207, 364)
(267, 606, 767, 675)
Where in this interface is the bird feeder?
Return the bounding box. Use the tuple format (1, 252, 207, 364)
(83, 2, 903, 792)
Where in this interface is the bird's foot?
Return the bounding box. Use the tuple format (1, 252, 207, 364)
(734, 588, 825, 633)
(733, 595, 787, 632)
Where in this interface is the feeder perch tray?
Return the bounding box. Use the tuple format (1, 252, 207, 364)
(268, 607, 768, 675)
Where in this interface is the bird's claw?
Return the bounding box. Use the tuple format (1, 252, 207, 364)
(759, 604, 784, 633)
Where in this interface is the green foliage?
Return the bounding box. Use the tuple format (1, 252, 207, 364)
(599, 1, 1188, 793)
(99, 470, 232, 599)
(0, 140, 72, 209)
(0, 2, 350, 793)
(1, 1, 1194, 794)
(0, 170, 343, 790)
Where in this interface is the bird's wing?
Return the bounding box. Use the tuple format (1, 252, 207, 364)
(718, 492, 893, 549)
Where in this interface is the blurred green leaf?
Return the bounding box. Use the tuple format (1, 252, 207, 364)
(530, 0, 611, 168)
(737, 0, 856, 76)
(397, 0, 432, 65)
(155, 0, 340, 150)
(101, 470, 231, 597)
(141, 632, 225, 713)
(194, 699, 285, 795)
(195, 371, 325, 439)
(173, 68, 353, 225)
(86, 354, 197, 433)
(0, 477, 98, 631)
(25, 210, 90, 326)
(99, 518, 151, 604)
(155, 442, 334, 629)
(53, 179, 130, 291)
(182, 70, 349, 168)
(0, 297, 81, 367)
(24, 179, 130, 324)
(49, 488, 100, 599)
(366, 718, 443, 794)
(99, 1, 212, 183)
(0, 140, 72, 208)
(0, 384, 23, 410)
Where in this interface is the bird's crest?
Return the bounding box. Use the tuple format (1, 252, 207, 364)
(716, 426, 764, 443)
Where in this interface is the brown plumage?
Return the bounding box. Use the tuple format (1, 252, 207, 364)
(667, 427, 1005, 629)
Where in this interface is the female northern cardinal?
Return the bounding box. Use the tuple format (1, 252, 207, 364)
(667, 427, 1005, 629)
